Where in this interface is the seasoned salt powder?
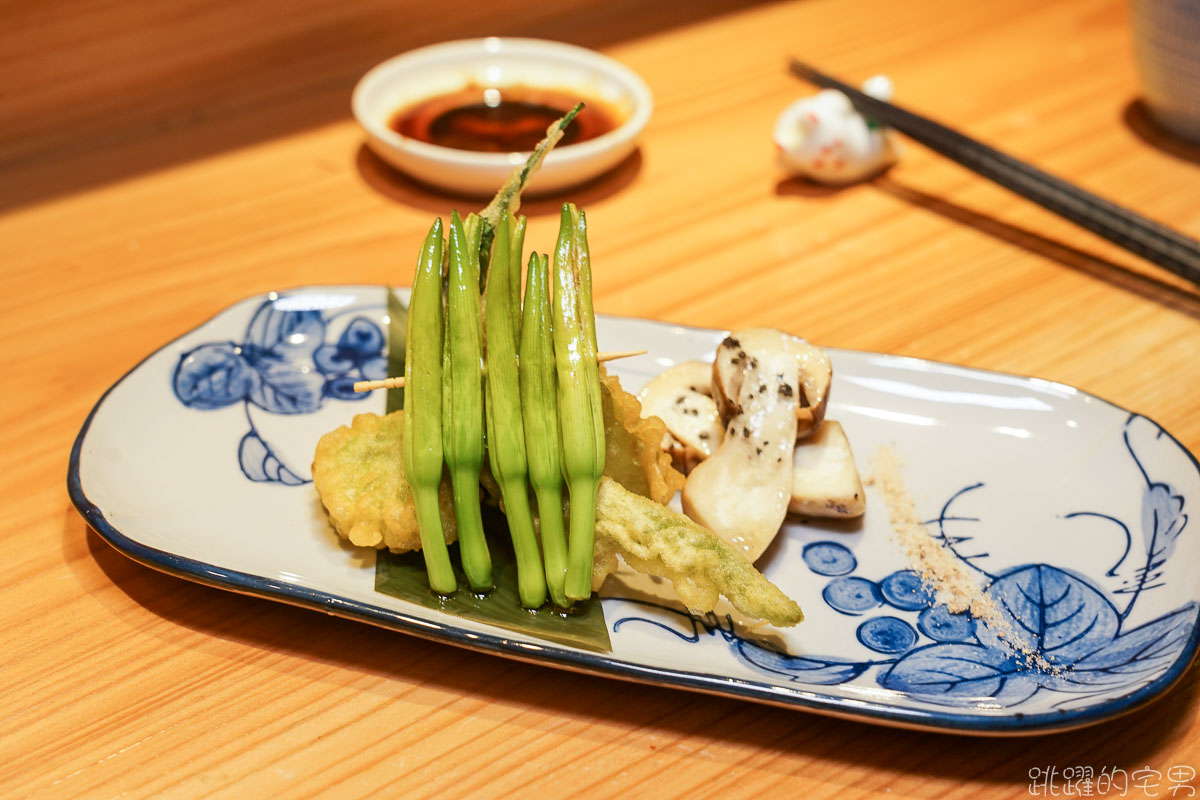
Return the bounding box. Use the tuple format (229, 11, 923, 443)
(866, 446, 1057, 673)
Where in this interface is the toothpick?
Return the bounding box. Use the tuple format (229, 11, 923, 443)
(352, 349, 648, 393)
(352, 376, 408, 392)
(597, 349, 648, 364)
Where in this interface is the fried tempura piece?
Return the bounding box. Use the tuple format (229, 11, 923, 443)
(591, 477, 803, 628)
(312, 412, 457, 551)
(313, 413, 801, 626)
(312, 375, 801, 625)
(599, 368, 684, 506)
(315, 369, 681, 553)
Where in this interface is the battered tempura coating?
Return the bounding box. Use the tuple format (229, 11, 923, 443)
(312, 411, 457, 551)
(312, 375, 801, 626)
(314, 372, 681, 553)
(598, 369, 685, 506)
(591, 477, 803, 628)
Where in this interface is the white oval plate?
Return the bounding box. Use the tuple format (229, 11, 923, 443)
(69, 286, 1200, 735)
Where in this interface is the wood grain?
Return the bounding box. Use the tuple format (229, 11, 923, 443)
(3, 0, 1200, 796)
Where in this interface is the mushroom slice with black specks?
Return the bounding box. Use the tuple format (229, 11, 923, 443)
(682, 329, 804, 562)
(789, 420, 866, 518)
(710, 328, 832, 440)
(637, 361, 723, 473)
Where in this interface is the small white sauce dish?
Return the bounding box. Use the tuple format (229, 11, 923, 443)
(352, 37, 653, 196)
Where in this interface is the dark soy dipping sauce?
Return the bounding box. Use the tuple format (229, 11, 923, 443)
(389, 85, 622, 152)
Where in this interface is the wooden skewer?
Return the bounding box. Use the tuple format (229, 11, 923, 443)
(352, 349, 648, 393)
(596, 349, 649, 363)
(353, 376, 408, 392)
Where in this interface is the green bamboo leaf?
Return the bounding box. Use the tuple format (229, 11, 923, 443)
(376, 509, 611, 653)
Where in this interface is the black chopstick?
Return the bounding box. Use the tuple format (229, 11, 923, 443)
(788, 59, 1200, 287)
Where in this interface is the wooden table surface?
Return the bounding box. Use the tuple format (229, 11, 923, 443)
(5, 0, 1200, 796)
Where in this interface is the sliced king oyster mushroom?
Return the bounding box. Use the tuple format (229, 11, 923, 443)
(637, 361, 724, 473)
(789, 420, 865, 518)
(711, 328, 832, 440)
(682, 329, 808, 561)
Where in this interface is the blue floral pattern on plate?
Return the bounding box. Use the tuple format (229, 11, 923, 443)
(171, 297, 387, 484)
(611, 418, 1198, 711)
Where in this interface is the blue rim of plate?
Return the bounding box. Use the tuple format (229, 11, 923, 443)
(66, 290, 1200, 736)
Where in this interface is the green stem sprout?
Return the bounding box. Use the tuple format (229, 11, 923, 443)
(404, 219, 457, 595)
(573, 209, 606, 475)
(484, 213, 546, 608)
(520, 251, 569, 607)
(508, 214, 527, 345)
(442, 211, 492, 591)
(553, 204, 605, 601)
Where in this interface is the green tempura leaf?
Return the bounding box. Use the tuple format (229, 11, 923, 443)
(375, 509, 611, 653)
(386, 287, 408, 414)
